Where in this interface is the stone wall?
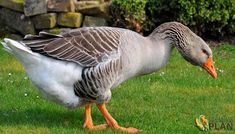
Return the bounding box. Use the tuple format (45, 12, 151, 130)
(0, 0, 110, 39)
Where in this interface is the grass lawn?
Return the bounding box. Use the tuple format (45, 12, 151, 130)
(0, 39, 234, 134)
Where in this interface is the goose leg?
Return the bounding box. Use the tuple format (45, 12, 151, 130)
(83, 104, 108, 130)
(97, 103, 139, 133)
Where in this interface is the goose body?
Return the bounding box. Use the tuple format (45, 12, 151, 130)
(3, 27, 172, 108)
(2, 22, 217, 133)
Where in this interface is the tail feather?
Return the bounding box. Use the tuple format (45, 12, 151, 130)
(1, 38, 39, 64)
(3, 38, 34, 55)
(1, 41, 13, 53)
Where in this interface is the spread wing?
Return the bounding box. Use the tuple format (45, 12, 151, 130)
(22, 27, 122, 67)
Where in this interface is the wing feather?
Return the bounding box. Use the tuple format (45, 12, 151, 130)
(22, 27, 122, 67)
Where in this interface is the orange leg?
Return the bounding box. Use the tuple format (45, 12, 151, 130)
(83, 104, 107, 130)
(97, 103, 139, 133)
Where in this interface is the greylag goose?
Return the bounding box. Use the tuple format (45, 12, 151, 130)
(1, 22, 217, 133)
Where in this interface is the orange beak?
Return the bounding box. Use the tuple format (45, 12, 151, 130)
(202, 56, 217, 78)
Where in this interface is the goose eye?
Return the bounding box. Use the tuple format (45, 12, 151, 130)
(202, 49, 209, 56)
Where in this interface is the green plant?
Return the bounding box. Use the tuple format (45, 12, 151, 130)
(146, 0, 235, 37)
(109, 0, 147, 32)
(110, 0, 235, 38)
(115, 0, 146, 22)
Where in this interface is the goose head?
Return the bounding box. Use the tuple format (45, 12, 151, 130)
(152, 22, 217, 78)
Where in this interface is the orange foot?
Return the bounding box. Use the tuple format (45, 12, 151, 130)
(83, 104, 108, 130)
(83, 104, 139, 133)
(83, 122, 108, 130)
(97, 103, 139, 134)
(115, 126, 139, 133)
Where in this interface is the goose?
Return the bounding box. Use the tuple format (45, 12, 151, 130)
(1, 22, 217, 133)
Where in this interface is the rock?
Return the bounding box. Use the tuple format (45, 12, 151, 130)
(83, 16, 107, 27)
(1, 26, 18, 33)
(0, 8, 35, 35)
(0, 0, 24, 12)
(0, 21, 15, 37)
(23, 0, 47, 16)
(47, 0, 75, 12)
(0, 8, 17, 38)
(9, 34, 23, 40)
(0, 12, 18, 37)
(32, 13, 57, 29)
(57, 12, 83, 27)
(75, 1, 110, 18)
(43, 28, 71, 34)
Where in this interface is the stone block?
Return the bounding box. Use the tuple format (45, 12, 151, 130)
(0, 8, 35, 35)
(0, 0, 24, 12)
(0, 21, 15, 37)
(83, 16, 107, 27)
(75, 1, 110, 18)
(43, 28, 71, 34)
(32, 13, 57, 29)
(9, 34, 23, 41)
(24, 0, 47, 16)
(47, 0, 75, 12)
(57, 12, 83, 27)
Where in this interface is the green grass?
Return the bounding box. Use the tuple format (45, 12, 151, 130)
(0, 41, 234, 134)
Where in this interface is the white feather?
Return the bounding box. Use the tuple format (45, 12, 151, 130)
(25, 54, 84, 108)
(1, 41, 13, 54)
(1, 38, 84, 108)
(4, 38, 33, 54)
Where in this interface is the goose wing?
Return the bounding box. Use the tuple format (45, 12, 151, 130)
(22, 27, 122, 67)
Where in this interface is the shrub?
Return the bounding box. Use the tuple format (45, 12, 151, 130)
(110, 0, 235, 38)
(147, 0, 235, 38)
(109, 0, 147, 33)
